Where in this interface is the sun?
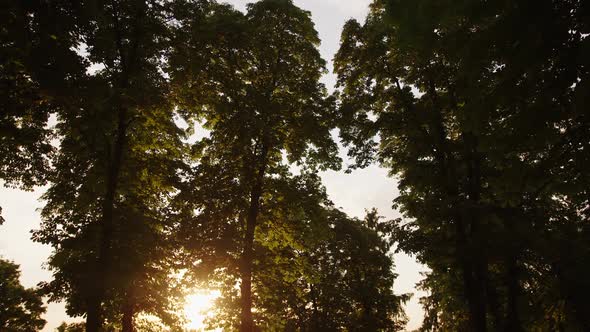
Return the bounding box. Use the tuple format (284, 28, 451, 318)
(184, 289, 221, 331)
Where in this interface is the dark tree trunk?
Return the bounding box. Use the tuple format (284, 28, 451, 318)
(426, 81, 488, 332)
(240, 208, 255, 332)
(310, 284, 320, 330)
(122, 309, 134, 332)
(86, 104, 128, 332)
(240, 143, 269, 332)
(504, 255, 522, 332)
(456, 220, 487, 332)
(86, 296, 102, 332)
(122, 291, 135, 332)
(486, 274, 503, 330)
(462, 131, 488, 332)
(85, 1, 138, 330)
(471, 259, 488, 332)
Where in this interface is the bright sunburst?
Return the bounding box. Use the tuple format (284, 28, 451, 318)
(184, 289, 221, 331)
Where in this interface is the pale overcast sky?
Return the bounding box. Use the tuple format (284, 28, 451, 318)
(0, 0, 426, 330)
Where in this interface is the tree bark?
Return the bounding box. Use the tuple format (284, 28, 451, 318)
(395, 77, 489, 331)
(122, 290, 135, 332)
(240, 142, 269, 332)
(86, 103, 128, 332)
(427, 81, 487, 332)
(486, 276, 503, 330)
(310, 283, 320, 330)
(455, 219, 487, 332)
(463, 131, 488, 332)
(504, 255, 522, 332)
(86, 1, 136, 330)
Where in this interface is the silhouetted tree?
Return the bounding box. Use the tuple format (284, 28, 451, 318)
(169, 1, 340, 330)
(256, 208, 410, 331)
(335, 0, 589, 330)
(0, 0, 84, 223)
(32, 0, 187, 330)
(0, 258, 46, 331)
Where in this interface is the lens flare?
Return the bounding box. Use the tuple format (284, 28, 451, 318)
(184, 289, 221, 331)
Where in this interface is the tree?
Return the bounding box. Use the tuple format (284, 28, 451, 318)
(169, 1, 340, 330)
(0, 258, 46, 331)
(32, 0, 187, 330)
(177, 168, 409, 332)
(180, 171, 336, 331)
(335, 0, 589, 330)
(255, 208, 410, 331)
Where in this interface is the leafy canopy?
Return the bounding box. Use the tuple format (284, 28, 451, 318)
(0, 258, 46, 331)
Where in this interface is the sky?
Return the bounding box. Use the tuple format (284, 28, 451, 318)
(0, 0, 427, 330)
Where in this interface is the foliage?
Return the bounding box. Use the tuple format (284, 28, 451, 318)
(56, 322, 85, 332)
(11, 0, 588, 331)
(0, 0, 85, 224)
(184, 172, 409, 332)
(255, 208, 410, 332)
(31, 0, 188, 329)
(335, 0, 589, 331)
(169, 0, 341, 330)
(0, 258, 46, 331)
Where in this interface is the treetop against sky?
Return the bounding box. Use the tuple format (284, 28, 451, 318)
(1, 0, 588, 331)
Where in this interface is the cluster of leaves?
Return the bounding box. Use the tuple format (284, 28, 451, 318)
(1, 0, 85, 225)
(253, 208, 410, 331)
(0, 258, 46, 331)
(335, 0, 589, 331)
(180, 172, 409, 332)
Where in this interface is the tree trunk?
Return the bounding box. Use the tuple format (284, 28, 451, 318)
(456, 220, 487, 332)
(471, 259, 488, 332)
(462, 131, 488, 332)
(86, 296, 102, 332)
(240, 216, 255, 332)
(240, 143, 269, 332)
(86, 2, 135, 330)
(122, 290, 135, 332)
(86, 104, 128, 332)
(486, 274, 503, 330)
(504, 255, 522, 332)
(426, 80, 488, 332)
(310, 284, 320, 330)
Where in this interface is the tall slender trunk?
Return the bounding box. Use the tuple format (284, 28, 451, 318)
(395, 77, 489, 331)
(455, 219, 487, 332)
(122, 308, 134, 332)
(122, 289, 135, 332)
(427, 80, 488, 331)
(462, 130, 488, 332)
(86, 1, 137, 330)
(471, 259, 488, 331)
(310, 284, 320, 330)
(486, 275, 503, 330)
(240, 143, 269, 332)
(504, 255, 522, 332)
(86, 104, 128, 332)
